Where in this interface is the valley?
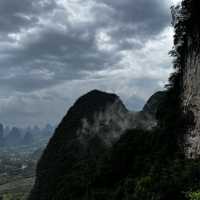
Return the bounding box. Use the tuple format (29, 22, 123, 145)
(0, 125, 52, 199)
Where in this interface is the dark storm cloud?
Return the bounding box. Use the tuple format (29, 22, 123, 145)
(7, 27, 120, 73)
(0, 0, 173, 126)
(0, 26, 121, 92)
(0, 0, 170, 91)
(93, 0, 170, 43)
(0, 0, 56, 34)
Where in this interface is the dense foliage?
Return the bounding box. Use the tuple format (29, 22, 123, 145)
(30, 127, 200, 200)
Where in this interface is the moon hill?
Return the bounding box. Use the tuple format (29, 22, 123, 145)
(28, 89, 166, 200)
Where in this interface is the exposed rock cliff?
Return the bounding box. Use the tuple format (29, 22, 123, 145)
(172, 0, 200, 158)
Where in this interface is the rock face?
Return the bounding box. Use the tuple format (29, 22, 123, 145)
(182, 34, 200, 158)
(28, 90, 158, 199)
(176, 0, 200, 158)
(76, 92, 130, 146)
(143, 91, 167, 118)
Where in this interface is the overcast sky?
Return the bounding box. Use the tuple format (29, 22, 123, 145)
(0, 0, 181, 127)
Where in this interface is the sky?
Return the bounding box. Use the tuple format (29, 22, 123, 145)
(0, 0, 181, 127)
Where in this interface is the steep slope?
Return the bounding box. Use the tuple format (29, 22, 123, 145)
(170, 0, 200, 158)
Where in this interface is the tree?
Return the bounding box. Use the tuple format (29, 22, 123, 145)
(188, 191, 200, 200)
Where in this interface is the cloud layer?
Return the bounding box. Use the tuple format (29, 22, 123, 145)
(0, 0, 176, 126)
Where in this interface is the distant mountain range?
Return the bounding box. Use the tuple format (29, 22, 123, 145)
(0, 124, 54, 148)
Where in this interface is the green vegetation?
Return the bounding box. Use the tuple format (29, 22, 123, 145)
(188, 192, 200, 200)
(2, 192, 27, 200)
(0, 148, 37, 199)
(29, 126, 200, 199)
